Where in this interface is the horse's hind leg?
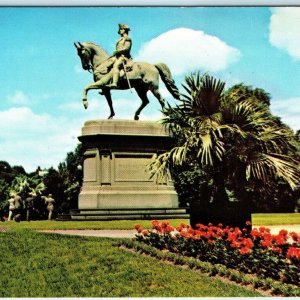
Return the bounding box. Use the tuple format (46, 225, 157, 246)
(151, 86, 165, 110)
(102, 89, 115, 119)
(134, 87, 150, 120)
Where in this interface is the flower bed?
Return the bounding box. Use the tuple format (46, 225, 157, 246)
(134, 220, 300, 286)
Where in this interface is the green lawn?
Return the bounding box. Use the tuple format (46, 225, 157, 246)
(0, 229, 262, 297)
(0, 219, 188, 230)
(252, 213, 300, 225)
(0, 213, 299, 230)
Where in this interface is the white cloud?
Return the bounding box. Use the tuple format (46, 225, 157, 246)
(269, 8, 300, 59)
(136, 28, 241, 75)
(0, 90, 170, 173)
(7, 91, 30, 105)
(270, 97, 300, 131)
(0, 107, 81, 172)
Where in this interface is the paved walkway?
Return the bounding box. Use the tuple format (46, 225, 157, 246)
(40, 225, 300, 238)
(40, 229, 137, 238)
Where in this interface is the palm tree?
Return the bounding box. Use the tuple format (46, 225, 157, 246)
(150, 72, 300, 227)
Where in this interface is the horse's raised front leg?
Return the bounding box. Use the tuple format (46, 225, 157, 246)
(82, 79, 107, 109)
(101, 89, 115, 119)
(134, 87, 150, 121)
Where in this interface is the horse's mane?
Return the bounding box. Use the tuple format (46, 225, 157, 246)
(84, 41, 109, 57)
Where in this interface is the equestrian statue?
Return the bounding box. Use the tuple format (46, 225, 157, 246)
(74, 23, 180, 120)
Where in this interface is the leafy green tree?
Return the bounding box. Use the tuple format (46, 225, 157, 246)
(40, 145, 82, 215)
(150, 72, 300, 227)
(59, 143, 83, 210)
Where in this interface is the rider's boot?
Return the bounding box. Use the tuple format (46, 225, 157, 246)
(106, 71, 119, 88)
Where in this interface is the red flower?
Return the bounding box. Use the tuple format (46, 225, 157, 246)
(279, 229, 288, 237)
(142, 230, 149, 236)
(134, 224, 141, 230)
(259, 226, 266, 232)
(242, 238, 254, 249)
(272, 246, 282, 253)
(230, 241, 240, 248)
(175, 225, 183, 232)
(240, 247, 251, 255)
(151, 220, 159, 227)
(274, 235, 287, 246)
(180, 231, 187, 237)
(164, 225, 174, 233)
(287, 247, 300, 260)
(187, 228, 194, 234)
(227, 232, 236, 242)
(260, 239, 272, 248)
(250, 228, 262, 238)
(245, 221, 251, 226)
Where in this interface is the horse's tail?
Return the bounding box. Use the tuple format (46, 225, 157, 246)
(155, 63, 180, 100)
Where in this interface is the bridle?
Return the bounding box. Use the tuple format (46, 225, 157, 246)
(74, 42, 93, 73)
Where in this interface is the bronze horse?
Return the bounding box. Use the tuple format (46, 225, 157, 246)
(74, 41, 180, 120)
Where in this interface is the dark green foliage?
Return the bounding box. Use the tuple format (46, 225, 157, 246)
(0, 143, 83, 219)
(152, 72, 300, 226)
(56, 143, 83, 211)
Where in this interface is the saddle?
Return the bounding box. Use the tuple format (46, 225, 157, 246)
(95, 58, 133, 76)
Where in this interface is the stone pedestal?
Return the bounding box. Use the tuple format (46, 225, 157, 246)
(77, 120, 179, 212)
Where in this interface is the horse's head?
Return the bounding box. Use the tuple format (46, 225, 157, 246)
(74, 42, 92, 71)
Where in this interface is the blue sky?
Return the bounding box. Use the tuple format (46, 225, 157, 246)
(0, 7, 300, 172)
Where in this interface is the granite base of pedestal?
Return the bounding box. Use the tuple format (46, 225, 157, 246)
(75, 120, 186, 220)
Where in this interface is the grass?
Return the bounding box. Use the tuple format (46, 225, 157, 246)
(0, 229, 262, 297)
(252, 213, 300, 225)
(0, 213, 298, 297)
(0, 213, 299, 230)
(0, 219, 188, 230)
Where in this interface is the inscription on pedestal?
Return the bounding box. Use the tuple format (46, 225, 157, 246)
(114, 154, 154, 182)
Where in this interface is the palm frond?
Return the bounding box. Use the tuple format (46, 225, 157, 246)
(246, 153, 300, 190)
(180, 72, 225, 117)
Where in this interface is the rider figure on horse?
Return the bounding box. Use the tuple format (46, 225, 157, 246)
(106, 23, 132, 89)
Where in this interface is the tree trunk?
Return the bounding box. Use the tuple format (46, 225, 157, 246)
(189, 168, 252, 229)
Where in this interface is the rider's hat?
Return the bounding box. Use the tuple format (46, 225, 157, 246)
(118, 23, 130, 33)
